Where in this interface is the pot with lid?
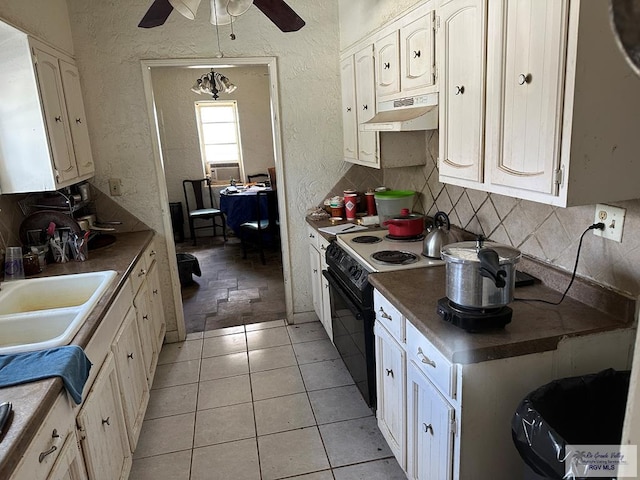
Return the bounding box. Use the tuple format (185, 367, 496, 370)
(441, 237, 521, 309)
(382, 208, 424, 237)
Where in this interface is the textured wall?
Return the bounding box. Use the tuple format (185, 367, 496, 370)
(150, 64, 274, 219)
(63, 0, 345, 325)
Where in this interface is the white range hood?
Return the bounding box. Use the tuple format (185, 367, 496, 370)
(361, 92, 438, 132)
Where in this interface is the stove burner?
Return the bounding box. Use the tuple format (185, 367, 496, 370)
(385, 233, 426, 242)
(371, 250, 419, 265)
(436, 297, 512, 332)
(351, 235, 383, 244)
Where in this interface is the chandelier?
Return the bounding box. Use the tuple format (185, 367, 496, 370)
(191, 69, 237, 100)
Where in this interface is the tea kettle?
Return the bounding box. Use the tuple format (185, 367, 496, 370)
(423, 211, 460, 258)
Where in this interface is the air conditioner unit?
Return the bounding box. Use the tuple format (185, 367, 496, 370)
(209, 164, 240, 182)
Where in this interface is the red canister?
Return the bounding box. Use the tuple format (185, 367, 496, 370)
(344, 192, 357, 220)
(365, 192, 376, 216)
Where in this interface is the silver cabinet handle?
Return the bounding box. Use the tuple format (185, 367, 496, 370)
(423, 423, 433, 435)
(378, 307, 392, 321)
(39, 445, 57, 463)
(417, 347, 436, 368)
(454, 85, 464, 95)
(518, 73, 532, 85)
(385, 368, 394, 377)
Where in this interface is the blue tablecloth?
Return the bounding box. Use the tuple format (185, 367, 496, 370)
(220, 189, 272, 233)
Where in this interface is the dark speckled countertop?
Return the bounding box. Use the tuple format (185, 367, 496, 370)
(0, 230, 153, 478)
(368, 265, 635, 364)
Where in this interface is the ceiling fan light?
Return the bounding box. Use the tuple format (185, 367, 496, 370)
(168, 0, 202, 20)
(226, 0, 253, 16)
(210, 0, 232, 25)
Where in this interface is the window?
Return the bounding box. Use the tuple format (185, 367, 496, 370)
(195, 101, 243, 183)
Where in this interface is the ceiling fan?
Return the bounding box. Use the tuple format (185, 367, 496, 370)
(138, 0, 305, 32)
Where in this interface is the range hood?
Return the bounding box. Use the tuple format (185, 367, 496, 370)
(361, 92, 438, 132)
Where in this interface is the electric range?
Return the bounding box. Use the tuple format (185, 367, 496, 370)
(323, 228, 444, 409)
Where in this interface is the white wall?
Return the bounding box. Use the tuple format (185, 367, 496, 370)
(0, 0, 74, 54)
(151, 64, 274, 215)
(62, 0, 346, 328)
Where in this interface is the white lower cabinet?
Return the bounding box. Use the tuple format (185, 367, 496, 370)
(374, 321, 406, 468)
(111, 306, 149, 450)
(76, 353, 131, 480)
(47, 432, 88, 480)
(307, 226, 332, 340)
(406, 362, 455, 480)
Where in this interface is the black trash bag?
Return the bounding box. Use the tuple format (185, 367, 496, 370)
(511, 368, 630, 480)
(177, 253, 201, 286)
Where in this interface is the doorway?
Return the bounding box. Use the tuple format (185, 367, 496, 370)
(140, 57, 293, 339)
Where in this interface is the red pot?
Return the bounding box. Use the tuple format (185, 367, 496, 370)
(383, 208, 424, 237)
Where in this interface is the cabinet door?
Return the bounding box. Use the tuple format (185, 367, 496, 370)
(354, 45, 379, 167)
(147, 261, 165, 352)
(134, 282, 156, 385)
(488, 0, 568, 194)
(32, 48, 77, 184)
(309, 244, 323, 322)
(112, 306, 149, 450)
(407, 363, 455, 480)
(59, 60, 94, 178)
(401, 12, 436, 93)
(438, 0, 487, 183)
(340, 56, 359, 161)
(47, 432, 89, 480)
(375, 31, 400, 98)
(375, 322, 406, 468)
(77, 353, 131, 480)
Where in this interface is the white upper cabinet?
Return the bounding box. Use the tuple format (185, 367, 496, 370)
(375, 31, 401, 98)
(0, 21, 94, 194)
(486, 0, 569, 195)
(438, 0, 487, 184)
(340, 56, 359, 162)
(400, 12, 436, 94)
(354, 45, 379, 167)
(440, 0, 640, 207)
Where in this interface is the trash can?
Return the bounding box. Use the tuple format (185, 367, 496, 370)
(170, 202, 184, 243)
(512, 369, 631, 480)
(176, 253, 201, 286)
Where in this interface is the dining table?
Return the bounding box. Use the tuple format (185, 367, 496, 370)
(219, 186, 274, 233)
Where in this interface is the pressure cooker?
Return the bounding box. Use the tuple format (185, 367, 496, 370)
(441, 238, 521, 309)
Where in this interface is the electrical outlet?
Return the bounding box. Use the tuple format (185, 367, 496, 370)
(109, 178, 122, 196)
(593, 204, 626, 242)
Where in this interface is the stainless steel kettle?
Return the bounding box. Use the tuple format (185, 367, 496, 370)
(422, 211, 460, 258)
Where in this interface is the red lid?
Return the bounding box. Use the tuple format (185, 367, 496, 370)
(400, 208, 410, 216)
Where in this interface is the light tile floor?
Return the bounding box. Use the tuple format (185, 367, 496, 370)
(130, 320, 407, 480)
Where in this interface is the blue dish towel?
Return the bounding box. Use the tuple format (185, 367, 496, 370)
(0, 345, 92, 404)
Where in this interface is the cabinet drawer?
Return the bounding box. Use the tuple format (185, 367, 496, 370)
(307, 225, 320, 250)
(144, 238, 158, 270)
(406, 321, 455, 399)
(129, 256, 147, 295)
(11, 392, 75, 480)
(374, 290, 405, 344)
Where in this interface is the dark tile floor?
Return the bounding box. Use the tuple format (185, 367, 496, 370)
(175, 235, 286, 334)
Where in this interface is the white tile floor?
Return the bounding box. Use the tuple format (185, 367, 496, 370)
(129, 320, 407, 480)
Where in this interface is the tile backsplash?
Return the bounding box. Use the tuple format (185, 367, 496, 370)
(377, 130, 640, 298)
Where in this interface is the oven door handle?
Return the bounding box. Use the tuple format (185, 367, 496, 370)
(322, 269, 363, 317)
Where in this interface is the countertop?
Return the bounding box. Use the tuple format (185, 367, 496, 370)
(0, 230, 154, 478)
(305, 218, 636, 365)
(368, 266, 635, 364)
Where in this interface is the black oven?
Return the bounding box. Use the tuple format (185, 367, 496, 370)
(323, 243, 377, 409)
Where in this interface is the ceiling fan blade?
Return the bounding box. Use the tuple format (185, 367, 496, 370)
(139, 0, 174, 28)
(253, 0, 305, 32)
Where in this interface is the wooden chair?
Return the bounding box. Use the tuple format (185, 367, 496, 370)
(182, 178, 226, 245)
(239, 190, 279, 264)
(247, 173, 270, 184)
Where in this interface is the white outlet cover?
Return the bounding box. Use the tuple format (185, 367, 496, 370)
(593, 204, 626, 242)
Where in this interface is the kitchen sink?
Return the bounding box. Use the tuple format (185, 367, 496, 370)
(0, 270, 117, 355)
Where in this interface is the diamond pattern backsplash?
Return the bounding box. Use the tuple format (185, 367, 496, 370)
(380, 132, 640, 298)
